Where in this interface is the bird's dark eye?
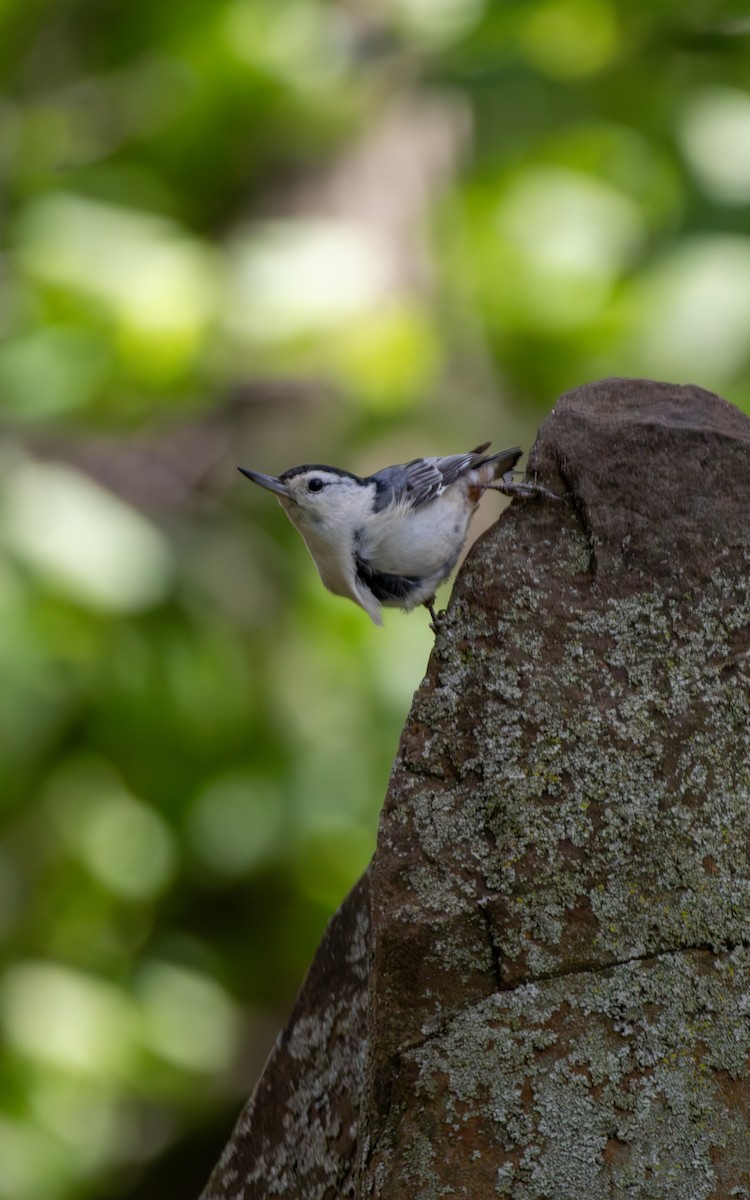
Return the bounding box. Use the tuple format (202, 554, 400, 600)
(308, 478, 325, 493)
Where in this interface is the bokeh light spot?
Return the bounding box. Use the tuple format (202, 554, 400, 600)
(226, 219, 392, 342)
(81, 798, 176, 901)
(494, 167, 643, 329)
(0, 1116, 70, 1200)
(187, 772, 285, 876)
(520, 0, 618, 79)
(1, 458, 173, 613)
(46, 755, 176, 899)
(14, 194, 216, 381)
(392, 0, 486, 44)
(224, 0, 349, 88)
(1, 963, 137, 1078)
(0, 328, 109, 421)
(136, 962, 238, 1073)
(632, 236, 750, 382)
(680, 88, 750, 204)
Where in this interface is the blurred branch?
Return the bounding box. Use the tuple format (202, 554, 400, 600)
(12, 380, 334, 514)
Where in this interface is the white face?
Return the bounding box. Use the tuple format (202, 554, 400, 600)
(239, 462, 380, 616)
(277, 468, 367, 532)
(239, 465, 371, 536)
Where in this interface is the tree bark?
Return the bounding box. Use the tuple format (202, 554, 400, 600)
(201, 378, 750, 1200)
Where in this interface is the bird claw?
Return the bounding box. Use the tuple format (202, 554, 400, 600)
(425, 600, 444, 634)
(488, 471, 562, 502)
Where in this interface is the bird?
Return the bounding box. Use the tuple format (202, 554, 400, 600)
(238, 443, 557, 627)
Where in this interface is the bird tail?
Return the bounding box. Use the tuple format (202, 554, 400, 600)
(471, 444, 523, 482)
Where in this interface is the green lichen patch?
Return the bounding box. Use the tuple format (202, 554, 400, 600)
(368, 948, 750, 1199)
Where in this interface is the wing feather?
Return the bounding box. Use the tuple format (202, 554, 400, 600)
(371, 443, 519, 512)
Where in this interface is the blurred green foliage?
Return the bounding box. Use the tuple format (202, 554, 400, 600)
(1, 0, 749, 1195)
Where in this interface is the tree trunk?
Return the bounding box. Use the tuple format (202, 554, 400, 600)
(201, 378, 750, 1200)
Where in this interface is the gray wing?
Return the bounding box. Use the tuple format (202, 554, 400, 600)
(371, 443, 498, 512)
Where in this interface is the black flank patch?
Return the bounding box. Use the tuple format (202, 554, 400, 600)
(355, 556, 423, 604)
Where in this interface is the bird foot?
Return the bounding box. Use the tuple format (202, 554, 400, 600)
(488, 471, 562, 502)
(424, 600, 444, 634)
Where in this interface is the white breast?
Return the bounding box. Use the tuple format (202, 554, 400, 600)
(358, 487, 473, 577)
(279, 486, 375, 605)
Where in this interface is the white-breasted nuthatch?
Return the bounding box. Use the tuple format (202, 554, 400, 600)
(239, 443, 556, 627)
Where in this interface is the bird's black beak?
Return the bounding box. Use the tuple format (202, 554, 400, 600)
(238, 467, 289, 497)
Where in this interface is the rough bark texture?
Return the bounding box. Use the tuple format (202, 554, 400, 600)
(200, 873, 369, 1199)
(201, 378, 750, 1199)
